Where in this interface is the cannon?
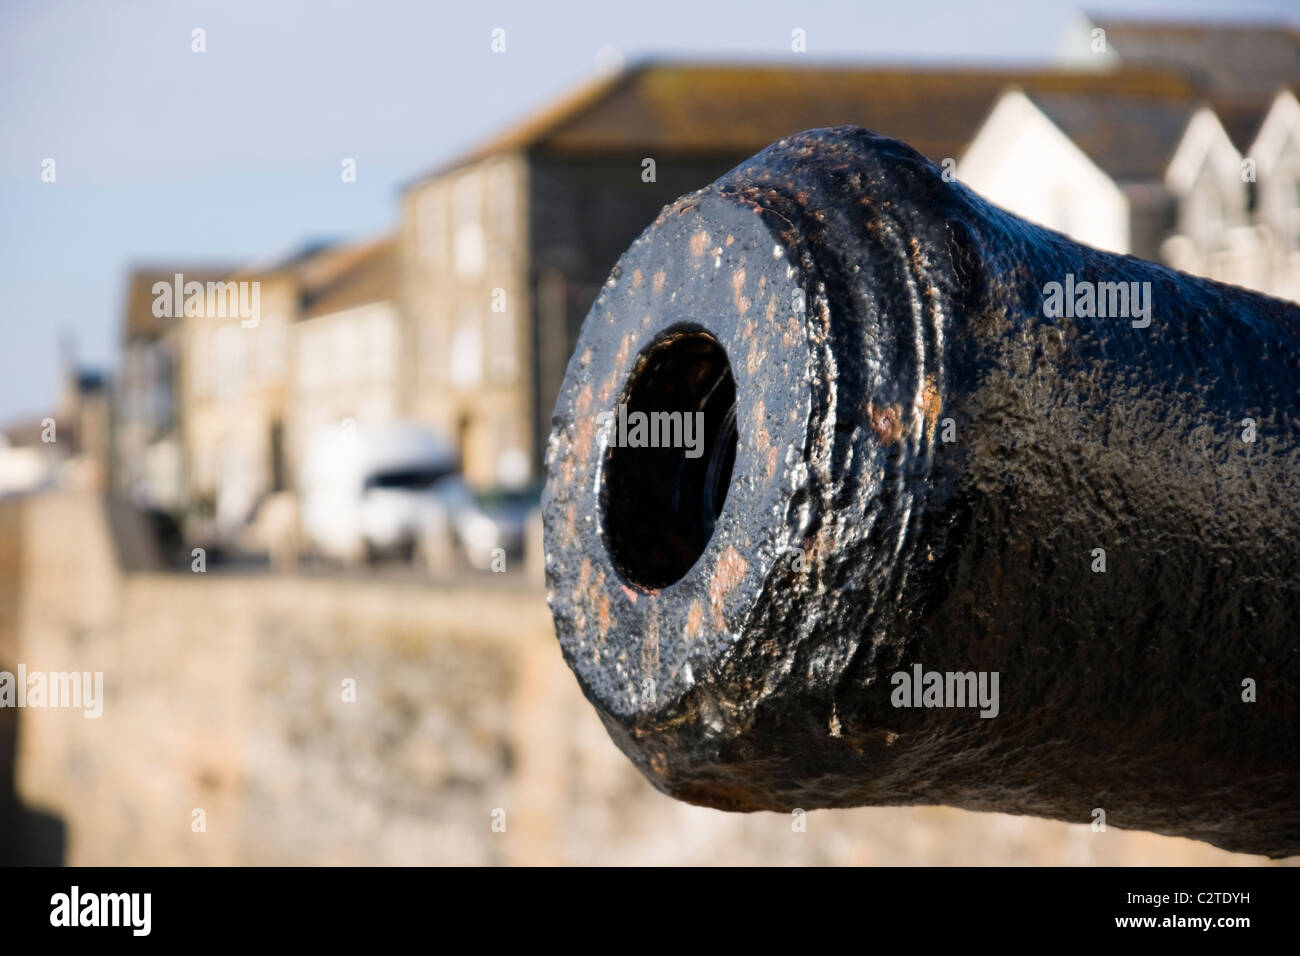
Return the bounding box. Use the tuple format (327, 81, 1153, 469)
(541, 127, 1300, 858)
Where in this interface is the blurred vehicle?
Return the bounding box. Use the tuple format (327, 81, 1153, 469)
(299, 422, 458, 566)
(444, 481, 541, 571)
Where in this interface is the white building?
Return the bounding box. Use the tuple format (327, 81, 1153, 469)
(972, 16, 1300, 300)
(289, 237, 401, 481)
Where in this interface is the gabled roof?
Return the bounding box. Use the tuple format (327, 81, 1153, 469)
(1022, 90, 1204, 183)
(301, 236, 396, 320)
(1209, 97, 1274, 153)
(414, 60, 1199, 182)
(230, 239, 385, 307)
(1247, 87, 1300, 168)
(233, 239, 348, 283)
(1092, 17, 1300, 99)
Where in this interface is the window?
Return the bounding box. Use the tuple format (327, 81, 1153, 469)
(489, 303, 517, 382)
(213, 325, 242, 401)
(417, 187, 446, 265)
(490, 161, 515, 238)
(449, 305, 482, 389)
(454, 221, 485, 278)
(453, 172, 485, 278)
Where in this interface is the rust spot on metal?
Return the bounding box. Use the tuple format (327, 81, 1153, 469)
(599, 334, 636, 403)
(690, 231, 709, 257)
(866, 401, 904, 445)
(710, 545, 748, 609)
(573, 416, 594, 461)
(574, 557, 592, 605)
(782, 312, 801, 347)
(686, 600, 704, 640)
(920, 374, 942, 436)
(572, 384, 597, 459)
(752, 400, 771, 457)
(731, 268, 750, 316)
(597, 593, 612, 640)
(575, 383, 593, 417)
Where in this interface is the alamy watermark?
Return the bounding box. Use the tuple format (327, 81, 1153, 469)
(598, 404, 706, 459)
(0, 665, 103, 718)
(1043, 273, 1151, 329)
(890, 664, 999, 718)
(152, 273, 261, 328)
(50, 886, 150, 935)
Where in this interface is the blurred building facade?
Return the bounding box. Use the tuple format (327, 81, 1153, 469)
(177, 243, 384, 538)
(965, 18, 1300, 299)
(289, 236, 400, 483)
(116, 267, 229, 511)
(94, 18, 1299, 548)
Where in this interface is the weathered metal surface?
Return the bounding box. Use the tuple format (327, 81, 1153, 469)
(542, 126, 1300, 858)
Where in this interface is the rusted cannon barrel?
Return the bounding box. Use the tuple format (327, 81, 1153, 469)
(542, 127, 1300, 857)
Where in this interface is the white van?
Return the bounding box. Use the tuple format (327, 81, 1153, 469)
(299, 422, 461, 565)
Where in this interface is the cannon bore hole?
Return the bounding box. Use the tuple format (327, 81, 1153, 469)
(601, 330, 738, 590)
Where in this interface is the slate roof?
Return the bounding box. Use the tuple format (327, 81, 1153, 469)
(417, 61, 1199, 178)
(300, 236, 397, 320)
(1093, 18, 1300, 99)
(1022, 90, 1204, 182)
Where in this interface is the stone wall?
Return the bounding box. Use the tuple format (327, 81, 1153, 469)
(1, 492, 1287, 865)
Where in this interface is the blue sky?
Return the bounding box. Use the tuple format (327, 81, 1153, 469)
(1, 0, 1294, 424)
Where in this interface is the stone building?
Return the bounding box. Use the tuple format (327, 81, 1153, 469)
(288, 236, 401, 477)
(115, 266, 228, 511)
(399, 62, 1205, 486)
(180, 243, 373, 540)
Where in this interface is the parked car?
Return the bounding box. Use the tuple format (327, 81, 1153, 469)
(444, 481, 541, 571)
